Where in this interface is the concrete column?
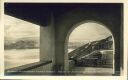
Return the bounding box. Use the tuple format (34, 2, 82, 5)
(40, 13, 55, 63)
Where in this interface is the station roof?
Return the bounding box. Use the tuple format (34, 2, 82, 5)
(5, 3, 122, 26)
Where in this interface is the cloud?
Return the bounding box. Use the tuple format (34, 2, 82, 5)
(4, 15, 40, 40)
(69, 22, 112, 42)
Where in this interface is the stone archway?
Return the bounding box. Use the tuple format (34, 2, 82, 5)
(55, 7, 122, 75)
(64, 21, 115, 75)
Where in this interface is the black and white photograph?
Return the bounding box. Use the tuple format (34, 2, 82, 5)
(4, 3, 123, 76)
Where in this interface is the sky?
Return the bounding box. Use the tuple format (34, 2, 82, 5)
(69, 22, 112, 43)
(5, 15, 112, 43)
(4, 15, 40, 41)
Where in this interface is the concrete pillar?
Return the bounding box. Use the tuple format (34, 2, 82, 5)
(40, 13, 55, 63)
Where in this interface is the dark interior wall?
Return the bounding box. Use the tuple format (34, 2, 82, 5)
(54, 4, 123, 75)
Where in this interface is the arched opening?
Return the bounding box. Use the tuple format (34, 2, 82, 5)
(65, 21, 115, 75)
